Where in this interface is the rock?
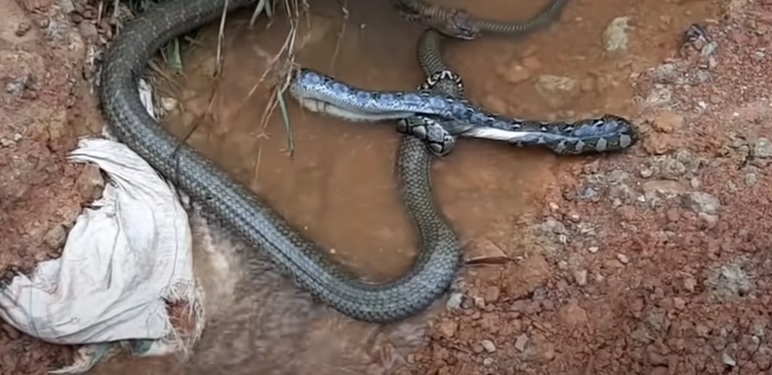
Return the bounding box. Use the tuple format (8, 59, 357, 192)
(642, 133, 679, 155)
(578, 186, 599, 201)
(744, 172, 758, 186)
(754, 138, 772, 158)
(534, 75, 580, 108)
(161, 97, 178, 112)
(754, 346, 772, 370)
(498, 63, 532, 84)
(643, 85, 673, 107)
(649, 111, 684, 133)
(480, 339, 496, 353)
(446, 292, 464, 310)
(722, 351, 736, 367)
(522, 56, 541, 70)
(75, 163, 105, 202)
(483, 285, 501, 303)
(43, 223, 66, 250)
(617, 254, 630, 264)
(437, 319, 458, 338)
(652, 63, 680, 84)
(641, 180, 687, 200)
(707, 261, 752, 299)
(514, 334, 529, 352)
(698, 213, 718, 228)
(604, 17, 632, 54)
(683, 191, 720, 215)
(559, 300, 588, 327)
(573, 269, 588, 286)
(639, 165, 654, 178)
(77, 21, 97, 42)
(465, 239, 510, 265)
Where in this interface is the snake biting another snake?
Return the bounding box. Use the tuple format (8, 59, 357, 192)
(99, 0, 636, 323)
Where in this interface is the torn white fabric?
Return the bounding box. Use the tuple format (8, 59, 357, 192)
(0, 137, 202, 346)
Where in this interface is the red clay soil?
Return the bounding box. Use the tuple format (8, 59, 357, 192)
(0, 0, 107, 372)
(406, 1, 772, 374)
(2, 0, 772, 374)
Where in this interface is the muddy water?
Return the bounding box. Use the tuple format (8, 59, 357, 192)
(89, 0, 713, 373)
(164, 0, 565, 280)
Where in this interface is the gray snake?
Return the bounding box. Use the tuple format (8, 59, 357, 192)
(98, 0, 625, 323)
(100, 0, 462, 323)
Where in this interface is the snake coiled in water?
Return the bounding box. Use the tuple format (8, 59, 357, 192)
(99, 0, 580, 323)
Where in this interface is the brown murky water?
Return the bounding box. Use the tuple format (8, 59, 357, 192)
(89, 0, 714, 373)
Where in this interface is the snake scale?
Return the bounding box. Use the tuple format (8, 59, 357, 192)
(99, 0, 629, 323)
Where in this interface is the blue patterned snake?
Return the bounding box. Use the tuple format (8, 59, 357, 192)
(99, 0, 635, 322)
(296, 0, 638, 157)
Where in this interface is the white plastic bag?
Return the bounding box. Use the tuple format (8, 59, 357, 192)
(0, 137, 204, 372)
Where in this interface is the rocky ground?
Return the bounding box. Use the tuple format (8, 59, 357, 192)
(0, 0, 108, 372)
(1, 0, 772, 374)
(407, 1, 772, 374)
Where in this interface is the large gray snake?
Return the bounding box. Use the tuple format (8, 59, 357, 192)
(99, 0, 461, 323)
(98, 0, 628, 323)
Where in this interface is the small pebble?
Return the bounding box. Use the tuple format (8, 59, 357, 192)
(515, 334, 529, 352)
(15, 22, 31, 37)
(617, 254, 630, 264)
(722, 351, 736, 367)
(573, 269, 588, 286)
(480, 339, 496, 353)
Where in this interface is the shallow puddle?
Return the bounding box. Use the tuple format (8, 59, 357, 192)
(162, 0, 573, 280)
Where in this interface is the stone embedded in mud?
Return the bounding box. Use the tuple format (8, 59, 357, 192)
(604, 16, 632, 54)
(43, 223, 66, 250)
(683, 191, 720, 215)
(498, 62, 532, 84)
(436, 319, 458, 339)
(75, 163, 104, 202)
(464, 238, 509, 265)
(754, 137, 772, 158)
(514, 333, 529, 352)
(480, 339, 496, 353)
(649, 110, 684, 133)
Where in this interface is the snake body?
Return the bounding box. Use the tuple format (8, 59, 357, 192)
(100, 0, 467, 323)
(291, 68, 637, 155)
(392, 0, 570, 40)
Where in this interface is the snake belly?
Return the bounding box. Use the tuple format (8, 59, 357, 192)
(99, 0, 462, 323)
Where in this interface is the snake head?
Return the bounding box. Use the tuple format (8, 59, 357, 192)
(442, 10, 482, 40)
